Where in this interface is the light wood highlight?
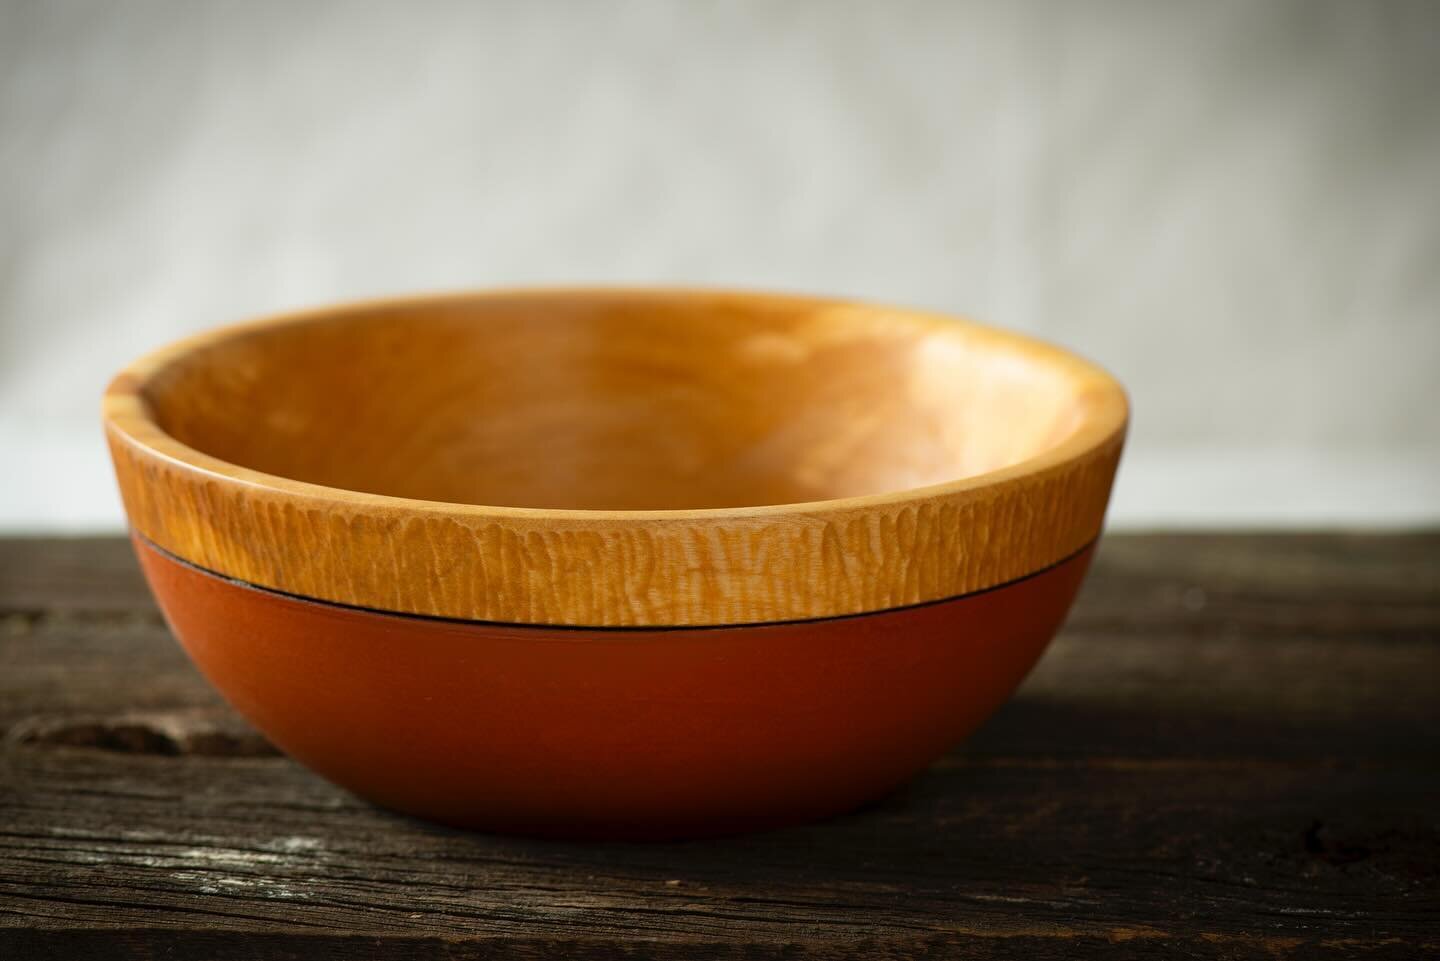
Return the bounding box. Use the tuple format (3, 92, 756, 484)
(104, 289, 1127, 626)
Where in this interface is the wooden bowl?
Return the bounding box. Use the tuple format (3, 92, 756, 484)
(104, 289, 1127, 838)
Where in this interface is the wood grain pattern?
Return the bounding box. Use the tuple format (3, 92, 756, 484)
(2, 533, 1437, 959)
(103, 289, 1127, 626)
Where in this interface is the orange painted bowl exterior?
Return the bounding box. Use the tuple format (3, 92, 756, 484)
(136, 535, 1094, 839)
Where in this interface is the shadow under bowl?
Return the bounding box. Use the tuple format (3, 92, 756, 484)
(104, 288, 1128, 838)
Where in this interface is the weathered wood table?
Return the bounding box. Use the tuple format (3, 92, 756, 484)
(2, 533, 1436, 959)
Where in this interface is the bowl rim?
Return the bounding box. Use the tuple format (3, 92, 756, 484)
(103, 286, 1128, 627)
(103, 286, 1128, 521)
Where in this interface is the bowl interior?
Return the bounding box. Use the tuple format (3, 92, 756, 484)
(139, 294, 1096, 511)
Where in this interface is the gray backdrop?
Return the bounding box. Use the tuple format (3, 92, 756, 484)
(3, 0, 1437, 530)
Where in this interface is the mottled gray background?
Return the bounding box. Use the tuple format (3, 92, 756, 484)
(3, 0, 1437, 530)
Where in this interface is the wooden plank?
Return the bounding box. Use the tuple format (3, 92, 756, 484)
(1071, 531, 1440, 635)
(0, 537, 153, 615)
(1, 533, 1438, 958)
(5, 534, 1436, 759)
(4, 606, 1437, 761)
(1, 749, 1435, 958)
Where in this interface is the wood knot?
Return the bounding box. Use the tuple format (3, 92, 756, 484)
(5, 709, 277, 758)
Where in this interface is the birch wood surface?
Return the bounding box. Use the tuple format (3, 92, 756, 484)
(103, 290, 1126, 626)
